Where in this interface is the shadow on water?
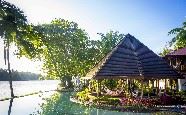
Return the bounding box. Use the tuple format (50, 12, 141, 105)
(8, 98, 13, 115)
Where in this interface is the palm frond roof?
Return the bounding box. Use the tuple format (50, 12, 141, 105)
(86, 34, 181, 79)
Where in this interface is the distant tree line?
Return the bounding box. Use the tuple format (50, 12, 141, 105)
(0, 68, 40, 81)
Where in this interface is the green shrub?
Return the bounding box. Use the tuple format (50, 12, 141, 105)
(93, 96, 120, 106)
(102, 79, 117, 90)
(76, 88, 90, 102)
(178, 90, 186, 96)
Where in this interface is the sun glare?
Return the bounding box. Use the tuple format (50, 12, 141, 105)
(0, 39, 42, 74)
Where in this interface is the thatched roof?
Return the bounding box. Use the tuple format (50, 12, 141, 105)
(166, 47, 186, 57)
(86, 34, 181, 79)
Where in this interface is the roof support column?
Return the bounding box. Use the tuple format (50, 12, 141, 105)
(141, 79, 144, 98)
(126, 79, 129, 95)
(157, 79, 159, 95)
(164, 79, 167, 92)
(170, 79, 173, 90)
(148, 80, 150, 98)
(89, 80, 92, 93)
(175, 79, 178, 90)
(97, 79, 101, 97)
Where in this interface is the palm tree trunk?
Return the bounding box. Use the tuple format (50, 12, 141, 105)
(7, 39, 14, 98)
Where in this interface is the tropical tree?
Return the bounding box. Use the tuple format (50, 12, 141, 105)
(160, 20, 186, 56)
(168, 20, 186, 49)
(34, 19, 97, 86)
(0, 0, 42, 97)
(98, 31, 125, 57)
(35, 25, 126, 84)
(159, 47, 172, 56)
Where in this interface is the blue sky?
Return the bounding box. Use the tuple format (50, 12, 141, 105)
(1, 0, 186, 73)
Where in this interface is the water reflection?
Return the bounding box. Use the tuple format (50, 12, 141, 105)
(8, 98, 13, 115)
(36, 92, 147, 115)
(35, 92, 183, 115)
(0, 92, 181, 115)
(0, 91, 55, 115)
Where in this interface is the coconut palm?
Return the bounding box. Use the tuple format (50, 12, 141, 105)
(0, 0, 42, 98)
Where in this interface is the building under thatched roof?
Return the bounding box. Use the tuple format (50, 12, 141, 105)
(164, 47, 186, 90)
(86, 34, 181, 80)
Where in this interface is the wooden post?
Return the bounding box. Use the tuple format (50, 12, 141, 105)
(151, 79, 154, 88)
(155, 80, 157, 94)
(141, 80, 144, 98)
(164, 79, 167, 92)
(99, 80, 102, 96)
(175, 79, 178, 90)
(157, 79, 159, 95)
(127, 79, 129, 94)
(148, 80, 150, 98)
(97, 80, 99, 97)
(155, 79, 157, 88)
(128, 79, 132, 97)
(88, 80, 91, 91)
(170, 79, 173, 90)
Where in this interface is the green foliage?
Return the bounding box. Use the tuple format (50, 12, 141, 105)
(34, 18, 125, 81)
(159, 47, 171, 56)
(0, 0, 43, 97)
(1, 0, 126, 83)
(0, 1, 42, 59)
(34, 18, 98, 80)
(177, 90, 186, 97)
(168, 20, 186, 49)
(102, 79, 117, 90)
(35, 92, 99, 115)
(98, 31, 125, 57)
(76, 88, 90, 102)
(160, 20, 186, 55)
(93, 96, 120, 106)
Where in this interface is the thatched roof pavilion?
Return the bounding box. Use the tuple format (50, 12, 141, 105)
(86, 34, 181, 80)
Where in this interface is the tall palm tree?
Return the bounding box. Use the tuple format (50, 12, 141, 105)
(0, 0, 29, 98)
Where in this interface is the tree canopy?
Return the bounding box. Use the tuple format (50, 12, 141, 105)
(0, 1, 126, 82)
(0, 0, 44, 97)
(160, 20, 186, 56)
(168, 20, 186, 49)
(34, 19, 124, 80)
(34, 19, 96, 80)
(0, 0, 43, 59)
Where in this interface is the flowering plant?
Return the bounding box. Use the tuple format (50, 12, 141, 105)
(119, 97, 160, 108)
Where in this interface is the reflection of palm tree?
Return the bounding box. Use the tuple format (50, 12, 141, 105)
(8, 98, 14, 115)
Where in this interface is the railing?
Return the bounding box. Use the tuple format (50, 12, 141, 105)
(181, 65, 186, 71)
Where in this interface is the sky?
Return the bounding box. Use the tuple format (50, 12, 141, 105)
(0, 0, 186, 74)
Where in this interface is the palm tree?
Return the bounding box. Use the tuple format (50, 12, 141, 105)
(0, 0, 29, 98)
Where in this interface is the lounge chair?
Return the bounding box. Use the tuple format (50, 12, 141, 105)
(104, 88, 124, 97)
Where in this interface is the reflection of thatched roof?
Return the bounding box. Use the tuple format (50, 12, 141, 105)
(86, 34, 181, 79)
